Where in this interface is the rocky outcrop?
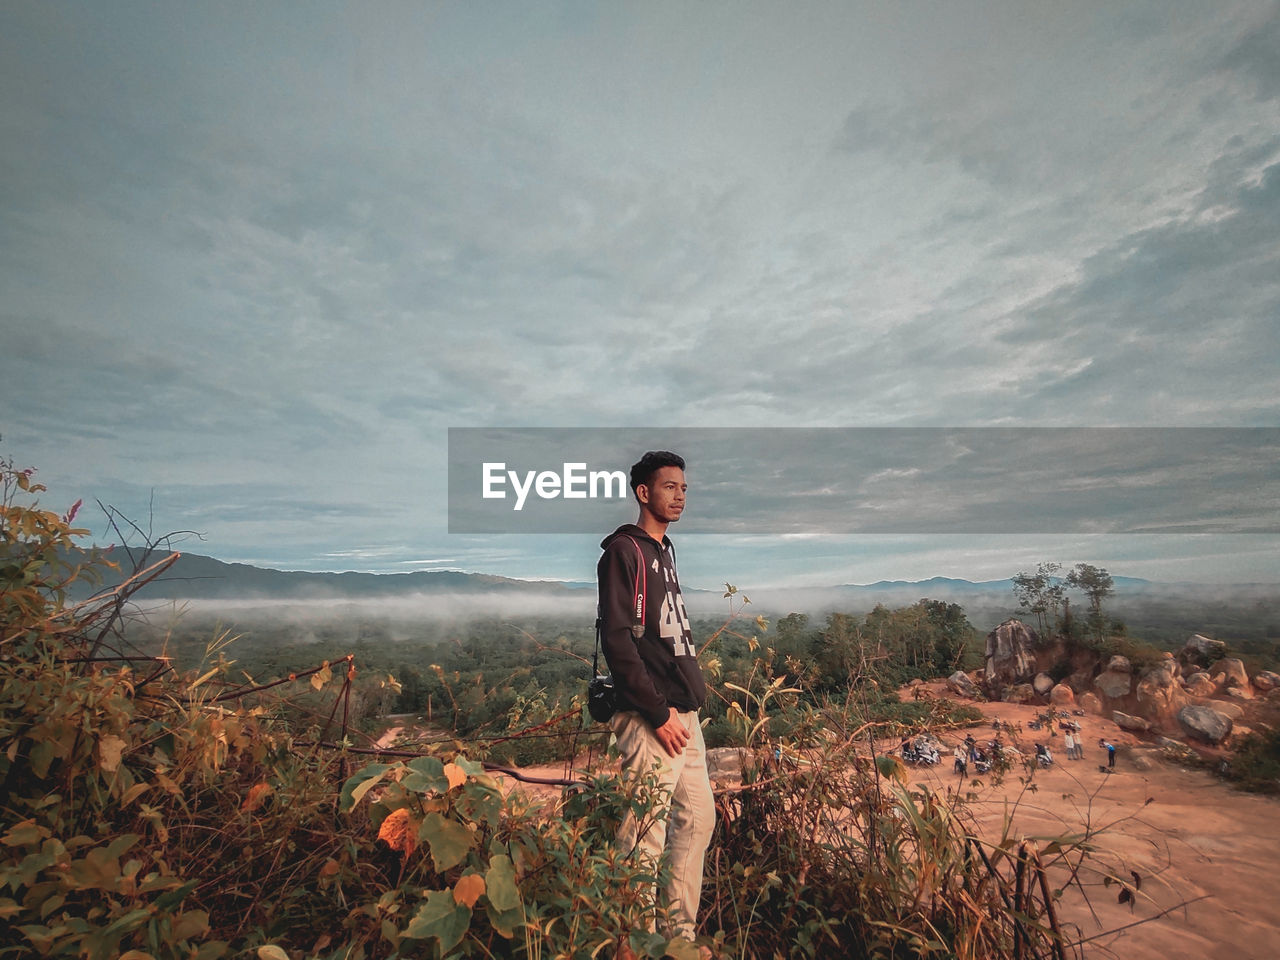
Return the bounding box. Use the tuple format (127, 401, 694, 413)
(1112, 710, 1152, 732)
(983, 619, 1038, 698)
(1033, 672, 1055, 696)
(947, 670, 980, 698)
(1253, 670, 1280, 693)
(1135, 658, 1189, 729)
(1049, 683, 1076, 707)
(1177, 705, 1233, 745)
(1079, 691, 1103, 714)
(1182, 634, 1227, 668)
(1210, 658, 1249, 689)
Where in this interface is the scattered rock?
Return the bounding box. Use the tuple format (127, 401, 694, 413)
(1049, 683, 1076, 707)
(1177, 705, 1233, 745)
(1210, 658, 1249, 689)
(1129, 753, 1154, 771)
(1033, 672, 1055, 696)
(947, 670, 980, 699)
(983, 619, 1038, 697)
(1252, 670, 1280, 693)
(1231, 724, 1254, 741)
(1225, 686, 1254, 701)
(1079, 691, 1103, 715)
(1112, 711, 1152, 732)
(1184, 672, 1216, 697)
(1182, 634, 1227, 667)
(1207, 700, 1244, 720)
(1156, 736, 1184, 750)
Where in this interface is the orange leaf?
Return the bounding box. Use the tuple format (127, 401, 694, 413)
(242, 782, 273, 813)
(453, 873, 486, 908)
(443, 763, 466, 790)
(377, 807, 417, 855)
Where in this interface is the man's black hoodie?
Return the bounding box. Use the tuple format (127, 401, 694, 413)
(597, 523, 707, 728)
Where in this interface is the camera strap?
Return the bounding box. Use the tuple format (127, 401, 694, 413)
(593, 535, 647, 676)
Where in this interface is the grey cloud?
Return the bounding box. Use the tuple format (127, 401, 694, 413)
(1219, 5, 1280, 100)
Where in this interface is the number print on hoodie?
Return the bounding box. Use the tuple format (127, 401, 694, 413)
(597, 524, 708, 727)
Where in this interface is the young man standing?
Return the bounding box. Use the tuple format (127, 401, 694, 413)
(597, 451, 714, 950)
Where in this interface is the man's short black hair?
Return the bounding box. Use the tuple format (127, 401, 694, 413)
(630, 450, 686, 498)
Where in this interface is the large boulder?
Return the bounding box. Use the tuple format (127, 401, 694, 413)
(947, 670, 980, 699)
(1182, 634, 1227, 668)
(983, 619, 1038, 698)
(1095, 668, 1133, 700)
(1079, 691, 1103, 715)
(1112, 710, 1152, 732)
(1251, 670, 1280, 693)
(1210, 658, 1249, 689)
(1049, 683, 1076, 707)
(1033, 672, 1055, 696)
(1135, 659, 1189, 728)
(1177, 705, 1233, 745)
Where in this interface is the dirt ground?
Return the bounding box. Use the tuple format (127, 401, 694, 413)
(893, 683, 1280, 960)
(485, 688, 1280, 960)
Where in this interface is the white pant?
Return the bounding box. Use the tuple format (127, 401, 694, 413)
(610, 709, 716, 941)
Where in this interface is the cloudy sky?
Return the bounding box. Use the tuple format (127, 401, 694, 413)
(3, 1, 1278, 591)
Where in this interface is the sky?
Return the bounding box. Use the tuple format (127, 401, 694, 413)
(2, 1, 1279, 592)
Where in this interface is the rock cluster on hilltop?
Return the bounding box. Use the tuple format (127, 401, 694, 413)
(960, 623, 1275, 750)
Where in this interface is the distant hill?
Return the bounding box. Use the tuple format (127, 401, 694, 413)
(87, 549, 579, 601)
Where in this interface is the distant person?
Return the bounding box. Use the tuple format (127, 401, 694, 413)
(1063, 730, 1076, 760)
(1104, 740, 1116, 769)
(597, 451, 712, 948)
(953, 744, 967, 777)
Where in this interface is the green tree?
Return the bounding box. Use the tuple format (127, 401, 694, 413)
(1066, 562, 1114, 643)
(1010, 561, 1065, 638)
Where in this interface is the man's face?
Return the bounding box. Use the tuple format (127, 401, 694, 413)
(639, 466, 687, 524)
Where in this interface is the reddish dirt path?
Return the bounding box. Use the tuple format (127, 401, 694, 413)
(900, 683, 1280, 960)
(485, 688, 1280, 960)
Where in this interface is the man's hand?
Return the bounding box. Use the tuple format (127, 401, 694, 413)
(654, 707, 690, 757)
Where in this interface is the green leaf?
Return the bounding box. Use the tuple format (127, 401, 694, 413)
(403, 889, 471, 951)
(420, 813, 474, 872)
(403, 755, 448, 794)
(339, 763, 391, 813)
(485, 855, 520, 912)
(875, 754, 907, 783)
(257, 947, 290, 960)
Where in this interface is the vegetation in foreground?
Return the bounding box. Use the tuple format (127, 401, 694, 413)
(0, 456, 1208, 957)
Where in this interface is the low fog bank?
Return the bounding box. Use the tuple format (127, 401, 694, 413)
(135, 589, 596, 629)
(126, 578, 1280, 644)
